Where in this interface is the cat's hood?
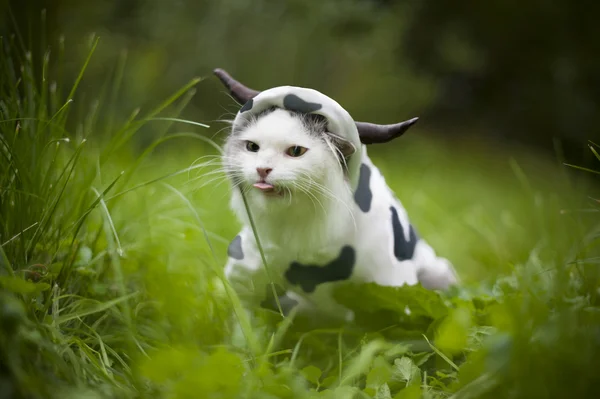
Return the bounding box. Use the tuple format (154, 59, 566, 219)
(231, 86, 364, 189)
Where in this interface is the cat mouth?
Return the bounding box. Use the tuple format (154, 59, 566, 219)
(253, 181, 283, 196)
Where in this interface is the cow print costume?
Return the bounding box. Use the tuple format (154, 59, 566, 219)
(216, 69, 458, 320)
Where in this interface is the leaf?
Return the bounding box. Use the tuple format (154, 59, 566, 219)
(393, 385, 421, 399)
(141, 347, 244, 397)
(0, 292, 27, 331)
(302, 365, 322, 385)
(340, 340, 390, 386)
(139, 346, 197, 383)
(366, 356, 393, 390)
(393, 357, 420, 386)
(384, 344, 410, 359)
(394, 357, 412, 382)
(412, 352, 435, 366)
(435, 307, 473, 354)
(375, 383, 392, 399)
(54, 292, 138, 324)
(422, 335, 459, 371)
(589, 144, 600, 162)
(0, 276, 50, 294)
(321, 375, 338, 388)
(327, 386, 364, 399)
(563, 163, 600, 175)
(333, 282, 448, 320)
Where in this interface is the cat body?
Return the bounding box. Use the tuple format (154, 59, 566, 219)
(218, 79, 457, 319)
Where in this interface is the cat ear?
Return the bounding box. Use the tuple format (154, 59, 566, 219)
(327, 133, 357, 158)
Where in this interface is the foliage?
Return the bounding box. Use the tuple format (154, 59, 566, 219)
(5, 0, 598, 166)
(1, 28, 600, 399)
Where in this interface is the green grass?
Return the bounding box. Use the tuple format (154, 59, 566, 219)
(1, 33, 600, 399)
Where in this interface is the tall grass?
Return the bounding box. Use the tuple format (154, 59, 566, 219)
(1, 27, 600, 399)
(0, 30, 255, 398)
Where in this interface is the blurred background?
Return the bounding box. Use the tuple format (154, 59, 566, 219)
(2, 0, 599, 166)
(3, 2, 600, 398)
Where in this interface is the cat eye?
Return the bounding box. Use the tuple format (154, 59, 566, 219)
(245, 141, 260, 152)
(286, 146, 308, 157)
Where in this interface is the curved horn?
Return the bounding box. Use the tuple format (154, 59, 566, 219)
(355, 117, 419, 144)
(214, 68, 419, 144)
(213, 68, 260, 104)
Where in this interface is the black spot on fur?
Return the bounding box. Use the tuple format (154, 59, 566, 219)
(283, 94, 322, 113)
(227, 235, 244, 260)
(354, 163, 373, 212)
(285, 246, 355, 293)
(390, 207, 418, 261)
(240, 98, 253, 113)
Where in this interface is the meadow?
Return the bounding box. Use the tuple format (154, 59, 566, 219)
(1, 35, 600, 399)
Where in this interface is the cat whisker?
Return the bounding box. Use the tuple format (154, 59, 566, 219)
(185, 157, 246, 182)
(204, 175, 239, 198)
(297, 172, 357, 230)
(294, 175, 326, 211)
(195, 175, 229, 190)
(211, 125, 235, 140)
(295, 181, 325, 214)
(185, 168, 241, 191)
(184, 168, 229, 186)
(216, 106, 238, 121)
(324, 138, 348, 174)
(188, 166, 229, 179)
(186, 158, 223, 180)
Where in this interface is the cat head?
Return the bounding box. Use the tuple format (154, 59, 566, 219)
(223, 106, 355, 208)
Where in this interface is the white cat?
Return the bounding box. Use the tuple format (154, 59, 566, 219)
(215, 69, 458, 320)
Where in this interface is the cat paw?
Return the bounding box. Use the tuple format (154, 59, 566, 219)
(417, 259, 459, 290)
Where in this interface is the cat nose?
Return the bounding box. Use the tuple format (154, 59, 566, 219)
(256, 167, 272, 179)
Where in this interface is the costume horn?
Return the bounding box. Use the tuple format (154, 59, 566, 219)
(354, 118, 419, 144)
(214, 68, 259, 104)
(214, 68, 418, 144)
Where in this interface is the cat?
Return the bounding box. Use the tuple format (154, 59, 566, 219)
(215, 69, 458, 320)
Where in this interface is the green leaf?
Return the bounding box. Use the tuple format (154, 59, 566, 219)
(302, 365, 322, 385)
(54, 292, 138, 324)
(326, 386, 364, 399)
(139, 347, 197, 383)
(412, 352, 435, 366)
(375, 383, 392, 399)
(322, 375, 338, 388)
(188, 347, 244, 396)
(0, 276, 50, 294)
(383, 344, 410, 360)
(340, 340, 390, 386)
(563, 163, 600, 175)
(367, 356, 393, 393)
(435, 307, 473, 354)
(393, 385, 421, 399)
(422, 335, 459, 371)
(393, 357, 420, 387)
(333, 282, 448, 320)
(588, 144, 600, 162)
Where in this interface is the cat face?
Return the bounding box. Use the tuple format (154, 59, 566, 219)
(223, 109, 347, 203)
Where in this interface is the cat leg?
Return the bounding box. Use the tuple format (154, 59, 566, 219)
(413, 241, 459, 290)
(225, 256, 276, 308)
(259, 284, 305, 315)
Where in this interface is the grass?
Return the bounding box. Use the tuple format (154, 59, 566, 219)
(1, 32, 600, 399)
